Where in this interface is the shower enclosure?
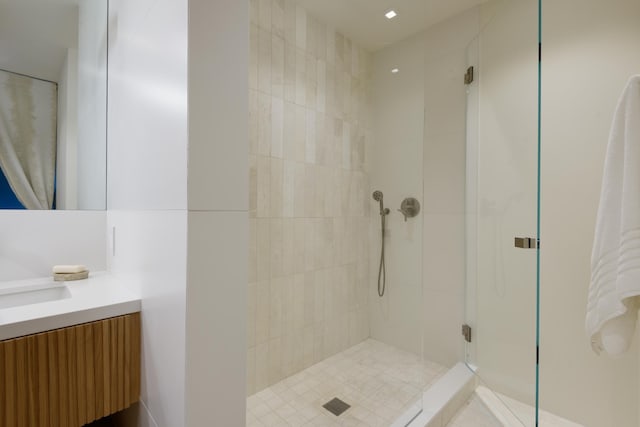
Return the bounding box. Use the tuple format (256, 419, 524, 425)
(247, 0, 640, 425)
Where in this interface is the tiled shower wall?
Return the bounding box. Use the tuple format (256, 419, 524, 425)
(247, 0, 373, 395)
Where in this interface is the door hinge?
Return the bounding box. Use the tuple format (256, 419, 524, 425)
(514, 237, 539, 249)
(464, 66, 474, 85)
(462, 324, 472, 343)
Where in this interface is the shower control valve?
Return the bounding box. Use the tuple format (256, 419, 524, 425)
(398, 197, 420, 221)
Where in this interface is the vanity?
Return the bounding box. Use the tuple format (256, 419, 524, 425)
(0, 0, 143, 424)
(0, 274, 141, 427)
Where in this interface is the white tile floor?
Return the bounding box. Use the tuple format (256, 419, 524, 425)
(446, 395, 501, 427)
(246, 339, 447, 427)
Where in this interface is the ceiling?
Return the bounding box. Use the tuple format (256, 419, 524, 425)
(293, 0, 489, 51)
(0, 0, 489, 82)
(0, 0, 79, 82)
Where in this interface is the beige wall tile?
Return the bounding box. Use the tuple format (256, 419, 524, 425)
(247, 283, 257, 348)
(294, 104, 306, 162)
(284, 44, 296, 103)
(269, 278, 284, 338)
(250, 0, 258, 26)
(258, 93, 272, 156)
(295, 5, 306, 50)
(250, 26, 259, 90)
(316, 21, 326, 62)
(271, 97, 284, 157)
(293, 218, 306, 273)
(281, 275, 294, 335)
(293, 274, 305, 329)
(255, 280, 270, 344)
(258, 0, 272, 31)
(283, 0, 296, 45)
(271, 0, 284, 38)
(256, 155, 270, 217)
(249, 217, 257, 282)
(295, 48, 306, 106)
(343, 38, 352, 75)
(271, 35, 285, 98)
(255, 341, 269, 391)
(256, 219, 270, 281)
(305, 109, 316, 164)
(270, 218, 284, 278)
(305, 53, 317, 108)
(315, 113, 326, 165)
(326, 27, 336, 65)
(281, 333, 294, 378)
(316, 60, 327, 113)
(303, 272, 315, 328)
(249, 90, 259, 154)
(247, 346, 256, 396)
(282, 101, 296, 160)
(249, 155, 257, 217)
(282, 161, 295, 218)
(248, 1, 372, 394)
(306, 15, 317, 59)
(282, 219, 295, 275)
(268, 337, 283, 384)
(258, 28, 272, 94)
(269, 158, 283, 217)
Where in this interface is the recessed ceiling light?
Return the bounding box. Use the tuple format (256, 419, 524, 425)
(391, 68, 399, 74)
(385, 10, 397, 19)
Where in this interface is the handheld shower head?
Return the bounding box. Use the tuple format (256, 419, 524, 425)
(372, 191, 389, 215)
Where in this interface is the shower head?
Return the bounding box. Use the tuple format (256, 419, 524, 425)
(372, 191, 389, 216)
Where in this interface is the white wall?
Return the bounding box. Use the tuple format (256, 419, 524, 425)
(185, 0, 248, 425)
(77, 0, 107, 210)
(107, 0, 188, 426)
(56, 48, 78, 210)
(370, 8, 480, 365)
(0, 210, 105, 282)
(107, 0, 249, 426)
(539, 0, 640, 425)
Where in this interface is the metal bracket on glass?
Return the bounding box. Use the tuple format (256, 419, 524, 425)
(464, 66, 474, 85)
(462, 324, 472, 343)
(514, 237, 538, 249)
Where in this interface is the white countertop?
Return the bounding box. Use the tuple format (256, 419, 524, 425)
(0, 271, 141, 341)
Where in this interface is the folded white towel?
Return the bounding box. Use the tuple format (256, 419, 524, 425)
(52, 264, 88, 274)
(587, 75, 640, 355)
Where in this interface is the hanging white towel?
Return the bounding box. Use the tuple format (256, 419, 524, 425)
(587, 75, 640, 355)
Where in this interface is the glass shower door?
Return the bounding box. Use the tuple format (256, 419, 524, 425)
(464, 0, 540, 425)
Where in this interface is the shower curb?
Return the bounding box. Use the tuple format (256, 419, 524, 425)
(391, 363, 476, 427)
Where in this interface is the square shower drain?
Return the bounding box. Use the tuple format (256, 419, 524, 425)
(322, 397, 351, 416)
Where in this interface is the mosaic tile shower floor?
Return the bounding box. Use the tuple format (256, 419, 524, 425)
(246, 339, 447, 426)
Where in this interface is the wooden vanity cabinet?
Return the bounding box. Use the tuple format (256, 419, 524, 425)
(0, 312, 141, 427)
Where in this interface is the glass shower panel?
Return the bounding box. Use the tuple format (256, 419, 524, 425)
(465, 0, 540, 425)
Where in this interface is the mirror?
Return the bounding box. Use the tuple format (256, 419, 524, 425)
(0, 0, 107, 210)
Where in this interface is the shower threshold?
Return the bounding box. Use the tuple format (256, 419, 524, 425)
(246, 339, 447, 426)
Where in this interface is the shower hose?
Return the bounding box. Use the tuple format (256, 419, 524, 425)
(377, 211, 386, 297)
